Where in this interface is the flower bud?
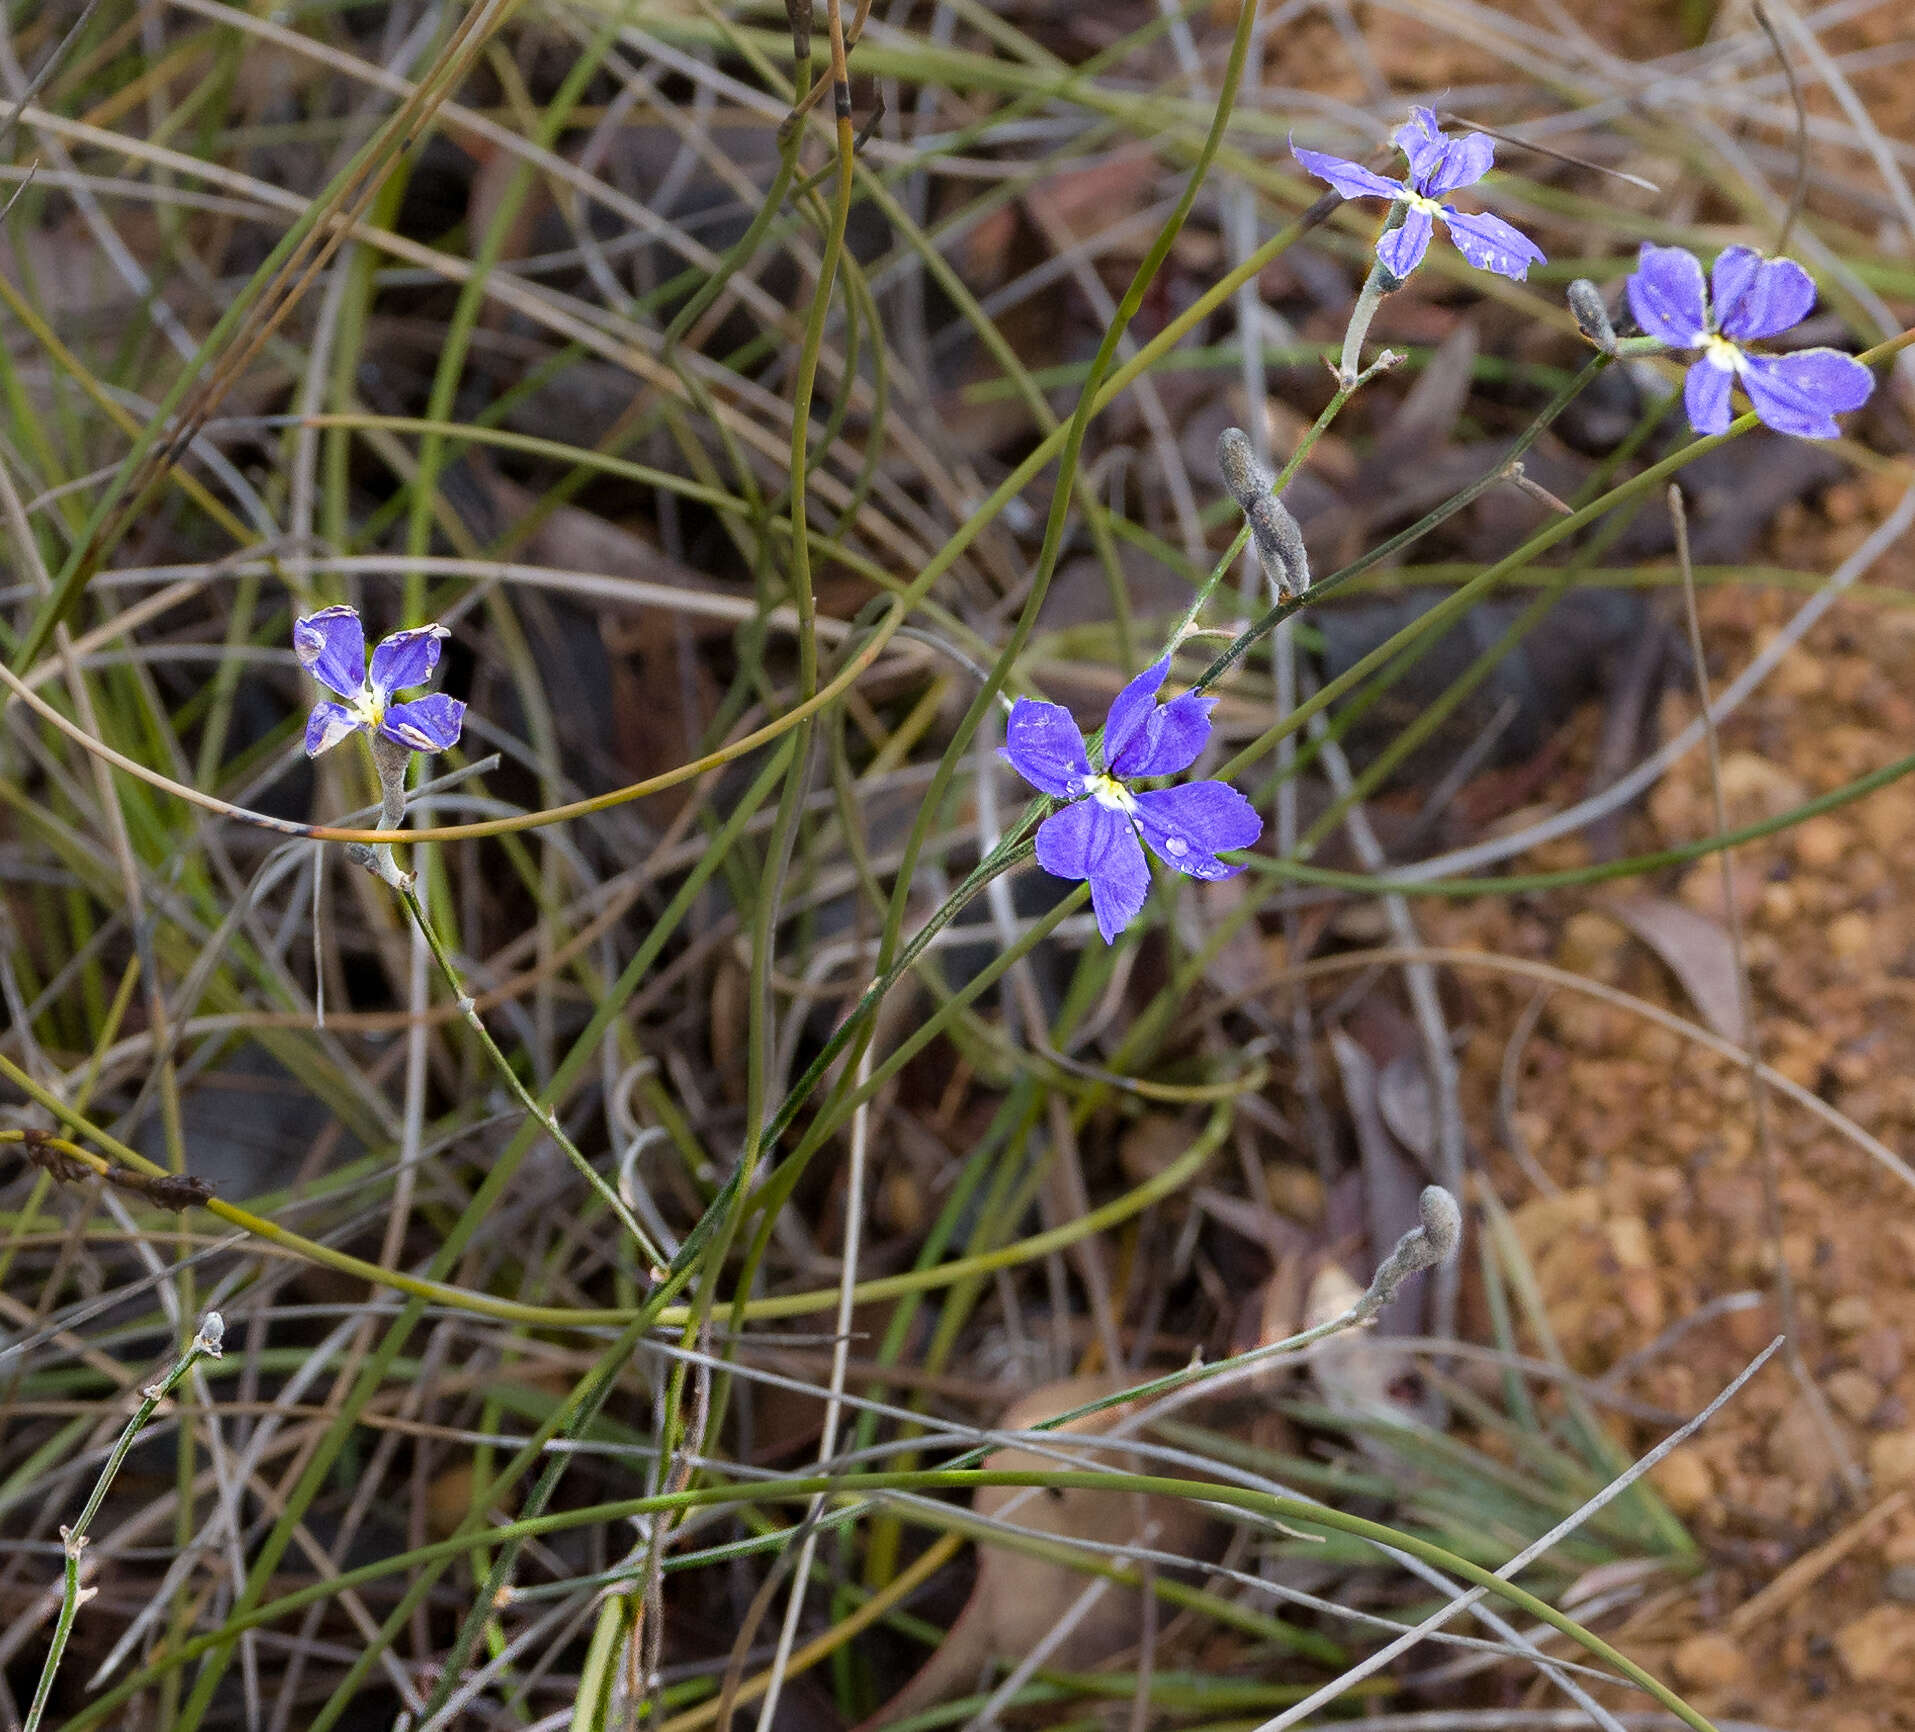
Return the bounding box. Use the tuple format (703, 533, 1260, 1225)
(1567, 278, 1617, 353)
(1217, 428, 1312, 601)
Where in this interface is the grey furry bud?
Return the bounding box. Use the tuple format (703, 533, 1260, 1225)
(1354, 1184, 1463, 1321)
(1567, 278, 1617, 354)
(1217, 427, 1312, 601)
(1416, 1184, 1462, 1263)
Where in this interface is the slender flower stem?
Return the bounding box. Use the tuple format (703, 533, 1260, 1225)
(1191, 351, 1608, 709)
(23, 1313, 225, 1732)
(397, 877, 669, 1280)
(1178, 344, 1401, 654)
(1338, 253, 1403, 385)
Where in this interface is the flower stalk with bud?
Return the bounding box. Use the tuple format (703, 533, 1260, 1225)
(23, 1315, 224, 1732)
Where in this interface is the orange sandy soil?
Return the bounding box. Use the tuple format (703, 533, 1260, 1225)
(1250, 7, 1915, 1717)
(1415, 466, 1915, 1727)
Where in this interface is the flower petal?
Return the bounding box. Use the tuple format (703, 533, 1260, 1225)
(1101, 659, 1170, 771)
(1423, 131, 1494, 198)
(1110, 692, 1215, 779)
(369, 623, 449, 696)
(1375, 204, 1435, 280)
(1001, 698, 1093, 799)
(1738, 348, 1875, 439)
(1711, 247, 1815, 343)
(293, 605, 367, 699)
(1392, 106, 1446, 184)
(1438, 204, 1544, 280)
(380, 693, 466, 754)
(1133, 782, 1262, 880)
(1683, 355, 1735, 435)
(1034, 798, 1151, 943)
(304, 700, 362, 757)
(1626, 244, 1710, 348)
(1290, 142, 1406, 204)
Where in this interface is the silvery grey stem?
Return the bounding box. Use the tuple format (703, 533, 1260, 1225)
(1339, 239, 1406, 385)
(348, 732, 413, 887)
(370, 731, 410, 827)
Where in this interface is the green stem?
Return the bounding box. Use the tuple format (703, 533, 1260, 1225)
(22, 1313, 223, 1732)
(398, 877, 669, 1278)
(64, 1460, 1714, 1732)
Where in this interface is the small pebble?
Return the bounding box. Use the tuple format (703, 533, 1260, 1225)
(1836, 1604, 1915, 1686)
(1650, 1447, 1715, 1519)
(1673, 1632, 1746, 1690)
(1826, 1368, 1882, 1426)
(1869, 1430, 1915, 1488)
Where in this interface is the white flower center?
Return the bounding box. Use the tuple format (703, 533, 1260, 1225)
(348, 685, 387, 730)
(1702, 333, 1742, 371)
(1405, 192, 1445, 217)
(1085, 773, 1137, 814)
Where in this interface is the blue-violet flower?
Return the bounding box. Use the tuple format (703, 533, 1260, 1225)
(1003, 660, 1262, 943)
(1625, 243, 1874, 440)
(294, 604, 466, 758)
(1292, 107, 1545, 282)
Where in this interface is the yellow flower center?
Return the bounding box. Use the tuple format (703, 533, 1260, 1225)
(1702, 333, 1742, 372)
(1085, 772, 1137, 814)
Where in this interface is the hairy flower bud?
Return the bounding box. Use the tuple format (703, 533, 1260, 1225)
(1217, 427, 1312, 601)
(1566, 277, 1617, 353)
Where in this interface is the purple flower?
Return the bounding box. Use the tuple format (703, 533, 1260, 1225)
(293, 604, 466, 758)
(1624, 243, 1875, 440)
(1002, 661, 1263, 943)
(1292, 106, 1545, 282)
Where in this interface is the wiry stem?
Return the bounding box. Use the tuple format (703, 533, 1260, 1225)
(23, 1314, 225, 1732)
(348, 732, 669, 1278)
(399, 876, 669, 1281)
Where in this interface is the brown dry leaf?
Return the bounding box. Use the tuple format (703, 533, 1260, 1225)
(1022, 146, 1160, 237)
(859, 1375, 1211, 1728)
(0, 212, 164, 323)
(1376, 1053, 1437, 1163)
(1604, 895, 1749, 1045)
(481, 471, 738, 625)
(1361, 322, 1478, 488)
(1237, 1253, 1312, 1401)
(1118, 1115, 1189, 1186)
(475, 470, 725, 809)
(425, 1463, 477, 1540)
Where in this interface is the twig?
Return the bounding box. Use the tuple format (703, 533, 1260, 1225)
(1495, 989, 1562, 1198)
(3, 1127, 212, 1210)
(1724, 1488, 1905, 1638)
